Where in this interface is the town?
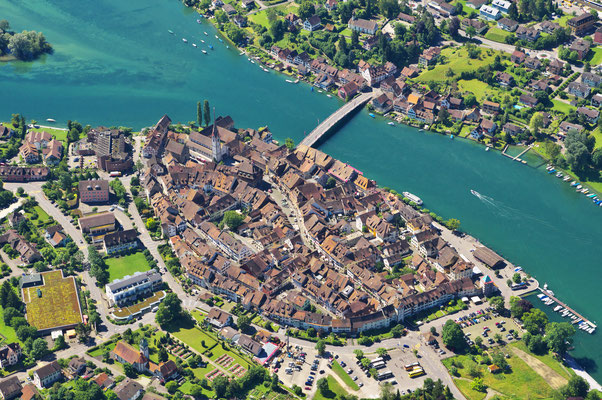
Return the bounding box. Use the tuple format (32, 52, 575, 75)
(0, 110, 598, 400)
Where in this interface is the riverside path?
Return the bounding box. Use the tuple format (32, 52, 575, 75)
(299, 92, 373, 148)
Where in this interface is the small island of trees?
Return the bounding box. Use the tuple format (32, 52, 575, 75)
(0, 19, 53, 61)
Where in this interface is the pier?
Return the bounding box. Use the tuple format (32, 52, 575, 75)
(501, 144, 532, 164)
(299, 92, 373, 148)
(538, 288, 597, 331)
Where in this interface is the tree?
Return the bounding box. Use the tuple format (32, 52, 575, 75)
(545, 322, 575, 355)
(75, 322, 92, 343)
(530, 112, 545, 137)
(30, 338, 48, 360)
(3, 307, 20, 326)
(155, 293, 183, 327)
(237, 314, 251, 332)
(512, 273, 522, 284)
(475, 336, 483, 347)
(441, 319, 466, 351)
(565, 129, 592, 172)
(166, 381, 178, 394)
(189, 384, 204, 398)
(285, 137, 295, 151)
(298, 1, 315, 20)
(203, 100, 211, 127)
(212, 375, 229, 398)
(494, 333, 502, 343)
(391, 324, 403, 338)
(158, 347, 169, 362)
(470, 377, 486, 392)
(522, 308, 548, 335)
(465, 26, 476, 39)
(353, 349, 364, 360)
(316, 340, 326, 356)
(509, 296, 532, 319)
(123, 363, 137, 378)
(449, 17, 460, 37)
(317, 377, 329, 395)
(197, 101, 202, 128)
(0, 20, 9, 33)
(16, 325, 37, 342)
(221, 210, 244, 230)
(307, 327, 316, 337)
(53, 335, 67, 351)
(527, 334, 547, 354)
(445, 218, 460, 231)
(561, 375, 590, 398)
(376, 347, 388, 357)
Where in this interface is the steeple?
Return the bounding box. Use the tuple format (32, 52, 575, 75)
(211, 107, 222, 163)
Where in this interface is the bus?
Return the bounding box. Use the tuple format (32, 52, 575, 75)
(409, 368, 425, 378)
(370, 357, 384, 366)
(372, 361, 386, 370)
(377, 370, 394, 381)
(404, 362, 420, 371)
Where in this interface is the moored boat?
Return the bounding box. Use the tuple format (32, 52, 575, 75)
(369, 113, 375, 118)
(402, 192, 423, 206)
(168, 30, 174, 34)
(182, 38, 187, 43)
(388, 122, 395, 126)
(46, 118, 56, 123)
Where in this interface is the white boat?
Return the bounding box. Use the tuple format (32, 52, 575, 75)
(554, 306, 562, 312)
(192, 43, 197, 47)
(215, 35, 219, 39)
(388, 122, 395, 126)
(327, 94, 332, 98)
(46, 118, 56, 123)
(201, 39, 205, 43)
(251, 60, 255, 64)
(204, 31, 208, 35)
(402, 192, 423, 206)
(182, 38, 188, 43)
(286, 79, 293, 83)
(239, 52, 244, 56)
(485, 147, 490, 151)
(202, 50, 207, 54)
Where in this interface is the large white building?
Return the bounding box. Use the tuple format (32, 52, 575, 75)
(105, 270, 162, 307)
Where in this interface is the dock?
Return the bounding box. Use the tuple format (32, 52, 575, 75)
(299, 92, 373, 148)
(538, 288, 597, 332)
(501, 144, 532, 164)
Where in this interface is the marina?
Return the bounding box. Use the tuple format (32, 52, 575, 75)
(537, 288, 597, 334)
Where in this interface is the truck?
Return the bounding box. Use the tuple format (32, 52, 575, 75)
(109, 171, 122, 177)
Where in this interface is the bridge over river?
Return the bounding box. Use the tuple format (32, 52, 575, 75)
(299, 92, 373, 148)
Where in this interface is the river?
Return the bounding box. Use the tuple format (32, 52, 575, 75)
(2, 0, 602, 385)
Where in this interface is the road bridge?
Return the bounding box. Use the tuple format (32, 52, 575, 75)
(299, 92, 373, 148)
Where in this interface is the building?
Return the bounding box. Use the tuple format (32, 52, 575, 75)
(78, 179, 110, 203)
(78, 212, 116, 237)
(568, 82, 591, 99)
(0, 377, 21, 399)
(103, 229, 139, 254)
(114, 378, 143, 400)
(348, 17, 378, 35)
(567, 13, 596, 36)
(106, 270, 163, 306)
(19, 143, 39, 164)
(516, 26, 540, 42)
(581, 72, 602, 88)
(90, 129, 132, 172)
(595, 27, 602, 44)
(482, 100, 500, 114)
(577, 107, 599, 124)
(570, 39, 591, 60)
(473, 247, 506, 269)
(112, 340, 149, 372)
(0, 166, 49, 182)
(491, 0, 511, 13)
(207, 308, 233, 328)
(418, 47, 441, 66)
(479, 5, 501, 20)
(338, 81, 359, 100)
(33, 361, 62, 389)
(303, 15, 322, 31)
(0, 343, 21, 369)
(497, 17, 518, 31)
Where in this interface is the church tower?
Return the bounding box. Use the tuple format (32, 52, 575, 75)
(211, 108, 222, 163)
(140, 338, 149, 359)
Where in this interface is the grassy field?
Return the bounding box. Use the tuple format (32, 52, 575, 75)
(169, 324, 218, 354)
(313, 376, 348, 400)
(248, 3, 298, 28)
(416, 47, 497, 82)
(209, 342, 252, 369)
(453, 379, 487, 400)
(484, 27, 511, 43)
(587, 46, 602, 66)
(33, 206, 50, 223)
(0, 306, 21, 345)
(443, 345, 557, 399)
(332, 360, 359, 390)
(105, 252, 151, 282)
(591, 127, 602, 150)
(457, 79, 499, 101)
(511, 341, 574, 380)
(551, 99, 576, 114)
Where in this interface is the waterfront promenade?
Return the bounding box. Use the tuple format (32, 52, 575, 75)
(299, 92, 373, 148)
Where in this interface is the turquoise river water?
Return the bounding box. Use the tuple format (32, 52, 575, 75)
(1, 0, 602, 385)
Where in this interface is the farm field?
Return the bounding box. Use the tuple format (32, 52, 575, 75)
(105, 252, 151, 282)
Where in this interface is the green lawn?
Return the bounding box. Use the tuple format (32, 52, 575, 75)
(416, 47, 498, 82)
(587, 46, 602, 66)
(33, 206, 50, 223)
(29, 127, 68, 143)
(209, 343, 253, 369)
(511, 341, 574, 380)
(248, 11, 269, 28)
(169, 325, 218, 354)
(453, 379, 487, 400)
(443, 347, 556, 400)
(331, 360, 359, 390)
(457, 79, 500, 101)
(0, 306, 21, 345)
(179, 378, 215, 398)
(105, 252, 151, 282)
(484, 27, 512, 43)
(313, 376, 348, 400)
(556, 14, 572, 27)
(591, 127, 602, 150)
(551, 99, 576, 114)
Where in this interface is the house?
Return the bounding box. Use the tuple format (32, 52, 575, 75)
(495, 71, 514, 87)
(338, 81, 359, 100)
(0, 125, 13, 140)
(348, 18, 378, 35)
(78, 212, 115, 236)
(284, 13, 300, 27)
(577, 107, 600, 124)
(568, 82, 591, 98)
(68, 357, 87, 377)
(106, 271, 162, 307)
(0, 377, 21, 399)
(303, 15, 322, 31)
(19, 143, 39, 164)
(33, 361, 62, 389)
(461, 18, 488, 34)
(559, 121, 584, 136)
(241, 0, 255, 9)
(237, 334, 263, 356)
(103, 229, 138, 254)
(568, 13, 596, 36)
(480, 119, 497, 135)
(418, 47, 441, 67)
(548, 58, 564, 75)
(372, 94, 393, 113)
(222, 4, 236, 14)
(397, 12, 416, 24)
(466, 0, 488, 8)
(591, 93, 602, 107)
(78, 179, 110, 203)
(150, 361, 179, 383)
(524, 56, 541, 70)
(479, 5, 501, 20)
(569, 39, 591, 60)
(93, 373, 115, 390)
(539, 20, 561, 33)
(0, 343, 21, 369)
(595, 27, 602, 44)
(491, 0, 511, 13)
(114, 378, 143, 400)
(519, 93, 538, 108)
(503, 122, 524, 136)
(207, 308, 233, 328)
(482, 100, 500, 114)
(324, 0, 338, 11)
(497, 17, 518, 31)
(20, 384, 39, 400)
(581, 72, 602, 88)
(511, 50, 525, 64)
(516, 26, 540, 42)
(111, 340, 149, 373)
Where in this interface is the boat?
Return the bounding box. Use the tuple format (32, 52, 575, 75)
(327, 94, 332, 98)
(168, 30, 174, 34)
(543, 283, 548, 290)
(204, 31, 208, 35)
(286, 79, 293, 83)
(571, 181, 578, 186)
(215, 35, 219, 39)
(554, 306, 562, 312)
(226, 46, 229, 49)
(239, 51, 244, 55)
(546, 165, 553, 171)
(182, 38, 188, 43)
(450, 134, 454, 139)
(577, 185, 583, 190)
(548, 168, 555, 174)
(202, 50, 207, 54)
(250, 60, 254, 64)
(192, 43, 197, 47)
(46, 118, 56, 123)
(197, 19, 201, 23)
(219, 38, 223, 42)
(201, 39, 205, 43)
(208, 45, 214, 50)
(556, 172, 563, 178)
(403, 192, 423, 205)
(485, 147, 490, 152)
(263, 68, 269, 72)
(369, 113, 375, 118)
(588, 193, 597, 198)
(294, 79, 300, 83)
(388, 122, 395, 126)
(563, 176, 571, 181)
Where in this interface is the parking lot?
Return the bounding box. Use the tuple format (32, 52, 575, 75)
(458, 311, 522, 348)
